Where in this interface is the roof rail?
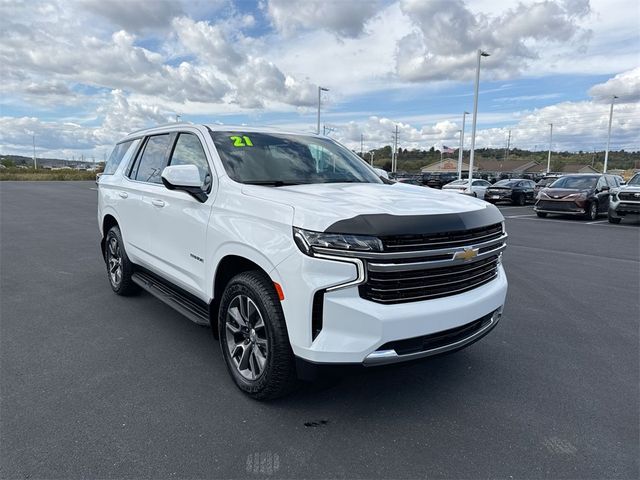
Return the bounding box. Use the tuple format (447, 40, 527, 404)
(127, 122, 198, 135)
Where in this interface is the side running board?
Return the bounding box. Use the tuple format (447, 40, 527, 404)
(132, 271, 210, 326)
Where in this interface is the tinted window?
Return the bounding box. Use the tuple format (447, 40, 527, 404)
(628, 174, 640, 186)
(133, 134, 171, 184)
(494, 179, 519, 187)
(596, 176, 607, 190)
(104, 140, 135, 175)
(169, 133, 212, 189)
(210, 131, 381, 185)
(606, 175, 619, 187)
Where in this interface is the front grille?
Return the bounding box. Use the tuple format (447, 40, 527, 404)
(360, 255, 499, 304)
(356, 223, 506, 305)
(380, 222, 502, 252)
(617, 203, 640, 214)
(536, 200, 580, 212)
(619, 192, 640, 202)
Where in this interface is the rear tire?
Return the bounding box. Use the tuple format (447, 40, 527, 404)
(515, 193, 526, 206)
(218, 271, 297, 400)
(536, 212, 547, 218)
(105, 226, 139, 296)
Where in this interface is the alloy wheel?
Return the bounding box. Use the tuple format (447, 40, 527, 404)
(107, 236, 122, 287)
(225, 295, 268, 380)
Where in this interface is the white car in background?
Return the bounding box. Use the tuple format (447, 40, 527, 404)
(442, 179, 492, 198)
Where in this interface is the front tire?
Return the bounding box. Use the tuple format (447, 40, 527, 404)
(515, 193, 526, 206)
(218, 271, 297, 400)
(608, 215, 621, 224)
(105, 226, 139, 296)
(536, 211, 547, 218)
(585, 202, 598, 221)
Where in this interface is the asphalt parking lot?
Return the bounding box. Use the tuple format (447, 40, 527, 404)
(1, 181, 638, 480)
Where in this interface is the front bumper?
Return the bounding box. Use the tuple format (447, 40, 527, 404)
(534, 199, 586, 215)
(609, 199, 640, 218)
(273, 251, 508, 365)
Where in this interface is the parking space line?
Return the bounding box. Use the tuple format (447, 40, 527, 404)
(505, 215, 640, 229)
(585, 219, 608, 225)
(504, 214, 537, 218)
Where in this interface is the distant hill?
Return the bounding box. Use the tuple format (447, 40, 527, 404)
(0, 154, 102, 170)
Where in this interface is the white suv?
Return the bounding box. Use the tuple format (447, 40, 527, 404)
(98, 123, 508, 399)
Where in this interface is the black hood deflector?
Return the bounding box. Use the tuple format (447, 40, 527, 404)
(324, 205, 504, 237)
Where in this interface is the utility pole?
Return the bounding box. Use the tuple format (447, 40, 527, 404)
(547, 123, 553, 173)
(32, 135, 37, 169)
(457, 111, 469, 180)
(504, 129, 511, 163)
(175, 114, 181, 123)
(360, 133, 364, 157)
(468, 49, 490, 184)
(317, 86, 329, 135)
(391, 125, 399, 173)
(604, 95, 618, 173)
(369, 151, 374, 166)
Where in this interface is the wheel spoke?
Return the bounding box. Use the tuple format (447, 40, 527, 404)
(228, 306, 247, 327)
(225, 321, 241, 335)
(252, 346, 266, 372)
(238, 344, 252, 371)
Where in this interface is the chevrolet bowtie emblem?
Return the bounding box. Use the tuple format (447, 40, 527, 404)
(454, 247, 479, 261)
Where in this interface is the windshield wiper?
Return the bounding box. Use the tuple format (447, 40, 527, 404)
(243, 180, 307, 187)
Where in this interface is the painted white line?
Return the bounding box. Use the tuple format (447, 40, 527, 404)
(585, 219, 608, 225)
(504, 214, 537, 218)
(89, 187, 98, 191)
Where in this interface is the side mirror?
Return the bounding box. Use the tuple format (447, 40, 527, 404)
(161, 165, 207, 202)
(373, 167, 389, 179)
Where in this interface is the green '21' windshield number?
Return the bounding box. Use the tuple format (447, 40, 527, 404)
(230, 135, 254, 147)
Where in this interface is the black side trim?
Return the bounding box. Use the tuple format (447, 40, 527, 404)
(323, 206, 504, 236)
(311, 290, 325, 340)
(132, 268, 211, 326)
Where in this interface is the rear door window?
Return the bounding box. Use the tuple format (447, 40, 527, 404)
(131, 134, 172, 184)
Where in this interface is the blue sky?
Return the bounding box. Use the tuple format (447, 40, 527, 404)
(1, 0, 639, 161)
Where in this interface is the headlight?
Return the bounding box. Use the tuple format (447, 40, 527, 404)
(293, 227, 383, 255)
(564, 192, 587, 200)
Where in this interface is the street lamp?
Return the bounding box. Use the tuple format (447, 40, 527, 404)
(317, 86, 329, 135)
(458, 111, 469, 180)
(547, 123, 553, 173)
(604, 95, 618, 173)
(467, 50, 490, 185)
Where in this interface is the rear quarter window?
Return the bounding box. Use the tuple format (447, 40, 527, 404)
(104, 140, 137, 175)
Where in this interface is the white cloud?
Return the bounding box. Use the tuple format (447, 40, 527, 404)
(265, 0, 382, 38)
(588, 67, 640, 103)
(397, 0, 592, 81)
(78, 0, 184, 33)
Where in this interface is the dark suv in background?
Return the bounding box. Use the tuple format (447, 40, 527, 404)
(534, 174, 619, 220)
(423, 172, 458, 189)
(484, 179, 536, 205)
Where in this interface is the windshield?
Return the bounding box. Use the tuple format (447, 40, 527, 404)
(538, 177, 557, 186)
(494, 180, 519, 187)
(549, 176, 598, 189)
(210, 131, 382, 185)
(628, 174, 640, 186)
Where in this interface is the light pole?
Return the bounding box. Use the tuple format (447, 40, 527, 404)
(32, 134, 37, 169)
(317, 86, 329, 134)
(369, 151, 374, 166)
(604, 95, 618, 173)
(458, 111, 469, 179)
(547, 123, 553, 173)
(360, 133, 364, 157)
(467, 49, 490, 185)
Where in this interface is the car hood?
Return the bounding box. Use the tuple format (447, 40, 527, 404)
(242, 182, 499, 232)
(543, 188, 591, 198)
(619, 185, 640, 192)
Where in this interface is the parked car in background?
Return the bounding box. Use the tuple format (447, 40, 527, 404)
(608, 172, 640, 223)
(423, 172, 458, 189)
(442, 179, 491, 197)
(534, 174, 618, 220)
(534, 174, 561, 195)
(484, 179, 536, 205)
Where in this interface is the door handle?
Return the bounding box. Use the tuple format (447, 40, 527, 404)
(151, 199, 165, 207)
(118, 191, 128, 199)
